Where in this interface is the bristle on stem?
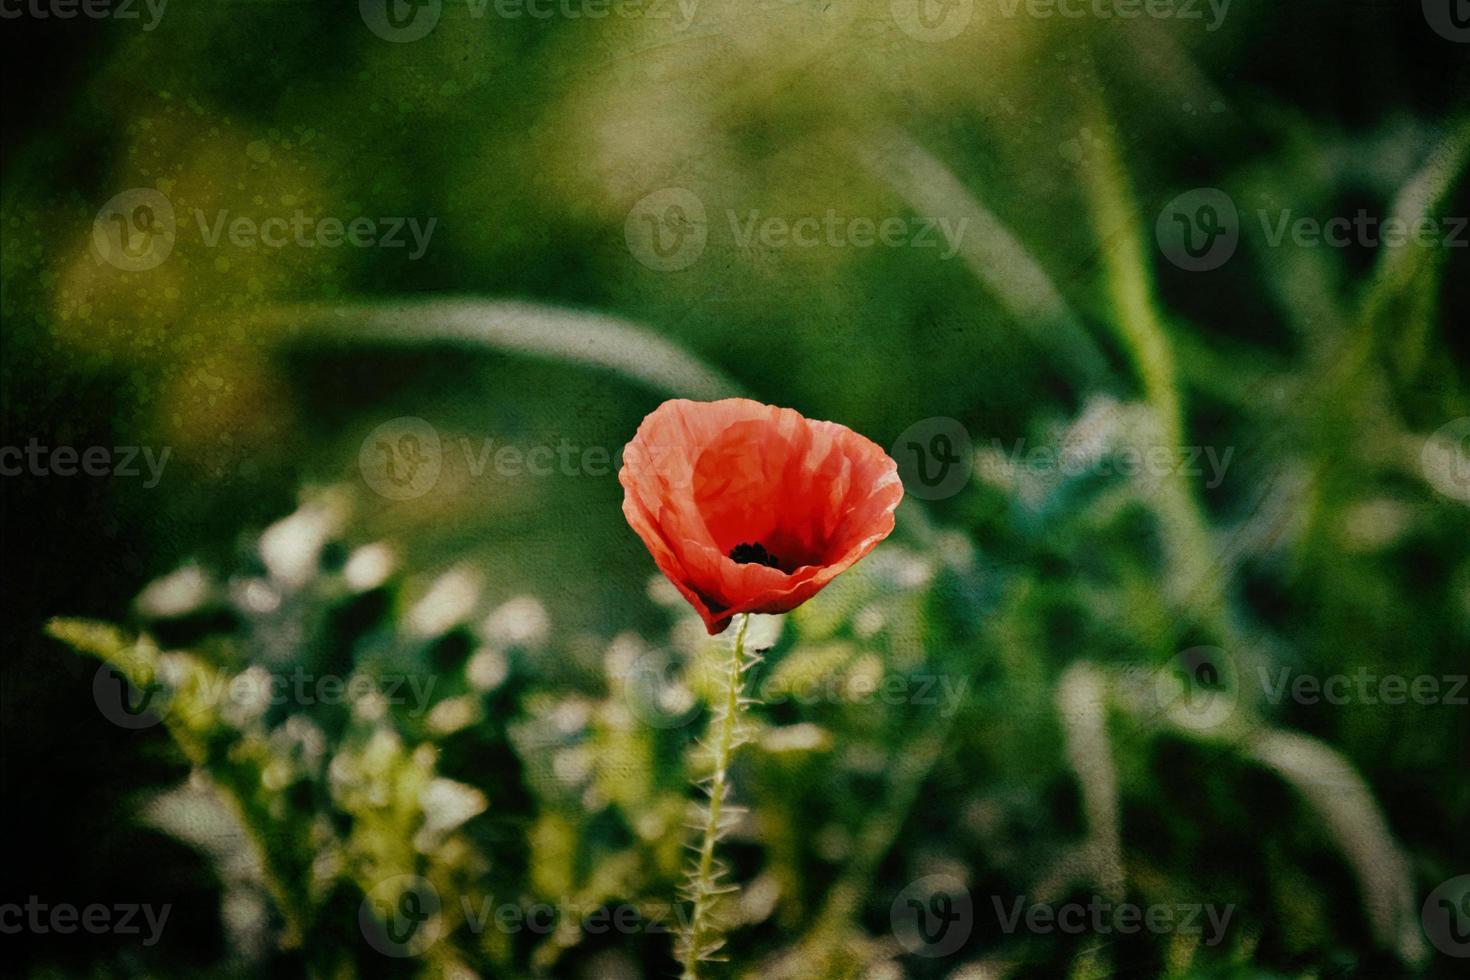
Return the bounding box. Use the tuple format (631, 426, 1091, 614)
(677, 613, 755, 980)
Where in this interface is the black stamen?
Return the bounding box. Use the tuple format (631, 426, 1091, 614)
(729, 541, 782, 569)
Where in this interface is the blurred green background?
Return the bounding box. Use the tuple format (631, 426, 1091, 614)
(2, 2, 1468, 977)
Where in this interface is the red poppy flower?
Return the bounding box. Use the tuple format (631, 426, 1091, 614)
(619, 398, 904, 634)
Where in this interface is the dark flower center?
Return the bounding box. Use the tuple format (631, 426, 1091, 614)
(729, 541, 782, 569)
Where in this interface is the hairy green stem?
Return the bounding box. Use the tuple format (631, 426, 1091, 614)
(682, 612, 751, 979)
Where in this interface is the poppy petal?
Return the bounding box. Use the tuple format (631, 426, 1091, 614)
(619, 398, 902, 634)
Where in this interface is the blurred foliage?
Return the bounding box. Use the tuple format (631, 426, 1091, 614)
(4, 1, 1470, 979)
